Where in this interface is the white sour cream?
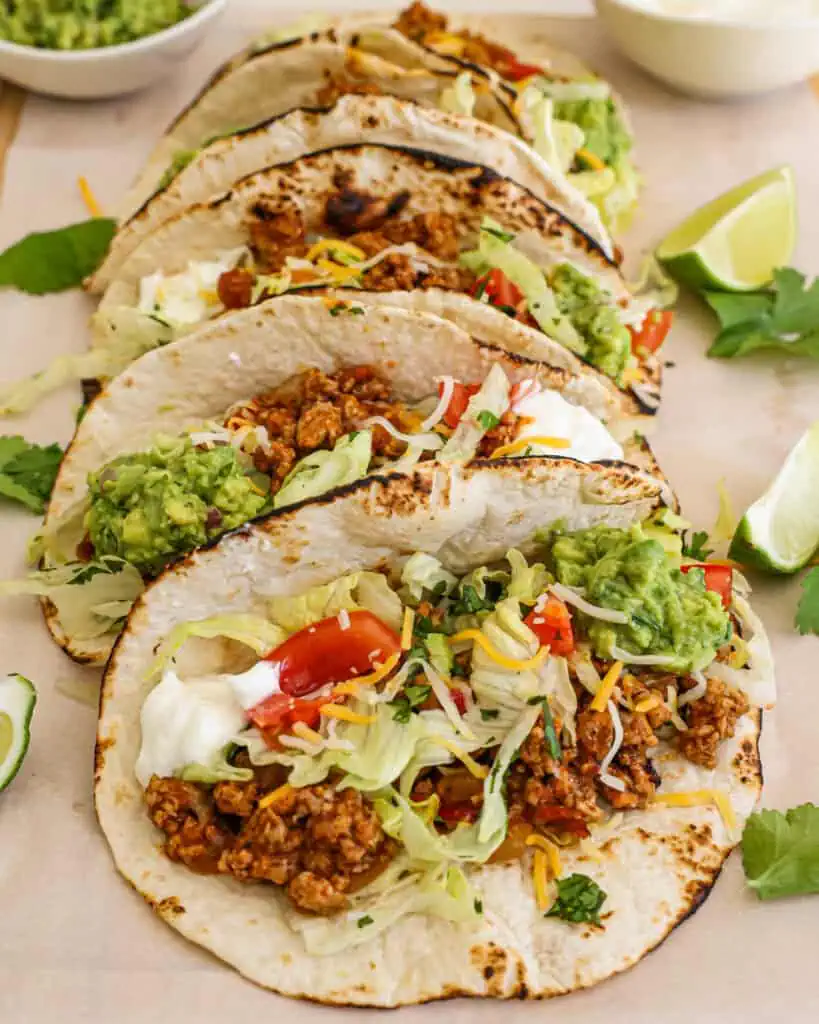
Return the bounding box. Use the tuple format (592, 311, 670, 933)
(512, 386, 624, 463)
(626, 0, 818, 21)
(137, 248, 247, 327)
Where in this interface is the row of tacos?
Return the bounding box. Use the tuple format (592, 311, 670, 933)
(11, 4, 773, 1009)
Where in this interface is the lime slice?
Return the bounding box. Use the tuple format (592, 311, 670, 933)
(729, 421, 819, 574)
(0, 673, 36, 792)
(657, 166, 796, 292)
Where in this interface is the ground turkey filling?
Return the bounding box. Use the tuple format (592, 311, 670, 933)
(145, 665, 748, 915)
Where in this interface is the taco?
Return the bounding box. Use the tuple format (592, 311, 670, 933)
(388, 3, 640, 233)
(95, 456, 773, 1005)
(92, 93, 610, 292)
(94, 145, 669, 415)
(25, 297, 661, 667)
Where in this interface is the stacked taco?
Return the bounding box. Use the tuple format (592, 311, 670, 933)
(1, 7, 772, 1008)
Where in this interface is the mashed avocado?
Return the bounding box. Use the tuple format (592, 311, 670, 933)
(0, 0, 194, 50)
(553, 97, 631, 169)
(86, 438, 268, 576)
(550, 264, 632, 380)
(545, 524, 731, 672)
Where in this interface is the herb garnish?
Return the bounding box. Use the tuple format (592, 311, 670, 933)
(480, 708, 500, 722)
(476, 410, 500, 430)
(681, 530, 714, 561)
(0, 218, 117, 294)
(546, 874, 607, 925)
(388, 684, 431, 723)
(0, 436, 62, 513)
(328, 303, 365, 317)
(482, 224, 516, 244)
(742, 803, 819, 899)
(357, 915, 374, 928)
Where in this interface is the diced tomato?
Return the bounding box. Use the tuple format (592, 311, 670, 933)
(525, 595, 575, 656)
(438, 801, 480, 824)
(470, 268, 524, 310)
(250, 693, 330, 742)
(450, 687, 467, 714)
(531, 804, 590, 837)
(500, 59, 544, 81)
(262, 610, 402, 698)
(438, 380, 480, 428)
(628, 309, 674, 355)
(681, 563, 733, 609)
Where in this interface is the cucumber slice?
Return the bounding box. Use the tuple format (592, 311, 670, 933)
(0, 674, 36, 792)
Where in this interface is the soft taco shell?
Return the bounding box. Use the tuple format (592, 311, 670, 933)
(95, 457, 767, 1006)
(46, 297, 664, 665)
(94, 93, 609, 292)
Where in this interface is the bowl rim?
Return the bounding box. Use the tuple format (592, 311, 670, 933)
(597, 0, 819, 31)
(0, 0, 229, 62)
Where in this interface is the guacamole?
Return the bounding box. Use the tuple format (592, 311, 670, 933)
(0, 0, 195, 50)
(553, 97, 631, 169)
(545, 524, 732, 672)
(86, 438, 268, 576)
(550, 264, 632, 380)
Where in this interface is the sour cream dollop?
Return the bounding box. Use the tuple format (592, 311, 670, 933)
(512, 386, 624, 463)
(137, 248, 247, 327)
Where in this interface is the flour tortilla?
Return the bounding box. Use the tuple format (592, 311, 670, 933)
(95, 457, 769, 1006)
(45, 297, 663, 665)
(92, 93, 610, 293)
(96, 144, 657, 408)
(123, 26, 524, 220)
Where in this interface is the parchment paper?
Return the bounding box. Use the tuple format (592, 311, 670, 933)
(0, 3, 817, 1022)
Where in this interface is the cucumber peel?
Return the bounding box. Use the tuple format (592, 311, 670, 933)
(0, 673, 36, 792)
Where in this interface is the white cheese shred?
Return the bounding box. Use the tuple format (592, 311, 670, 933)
(551, 583, 630, 624)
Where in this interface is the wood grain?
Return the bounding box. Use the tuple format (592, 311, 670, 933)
(0, 84, 26, 198)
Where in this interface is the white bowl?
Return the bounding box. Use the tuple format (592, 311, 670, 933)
(595, 0, 819, 99)
(0, 0, 228, 100)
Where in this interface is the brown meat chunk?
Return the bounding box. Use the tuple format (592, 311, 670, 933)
(247, 199, 306, 271)
(677, 678, 750, 769)
(296, 401, 344, 450)
(346, 230, 393, 258)
(601, 749, 661, 809)
(145, 777, 230, 873)
(212, 780, 258, 818)
(576, 707, 614, 761)
(620, 710, 660, 750)
(325, 188, 410, 235)
(361, 253, 419, 291)
(288, 871, 348, 914)
(393, 2, 447, 40)
(419, 265, 475, 292)
(519, 714, 561, 778)
(217, 267, 254, 310)
(384, 212, 462, 262)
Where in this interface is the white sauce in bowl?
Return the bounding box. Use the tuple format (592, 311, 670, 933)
(626, 0, 819, 22)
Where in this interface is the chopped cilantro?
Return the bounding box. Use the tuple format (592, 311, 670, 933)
(476, 409, 500, 430)
(546, 874, 607, 925)
(480, 708, 500, 721)
(357, 915, 374, 928)
(474, 898, 483, 914)
(0, 435, 63, 513)
(742, 803, 819, 899)
(482, 224, 516, 244)
(681, 530, 714, 560)
(388, 683, 431, 723)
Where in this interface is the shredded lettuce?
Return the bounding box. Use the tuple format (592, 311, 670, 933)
(536, 78, 611, 103)
(400, 552, 457, 605)
(179, 745, 253, 784)
(147, 614, 287, 681)
(424, 633, 453, 677)
(596, 156, 642, 235)
(570, 166, 617, 200)
(439, 363, 510, 463)
(468, 597, 542, 710)
(460, 221, 583, 352)
(0, 556, 144, 640)
(627, 253, 679, 313)
(438, 71, 476, 117)
(273, 430, 372, 509)
(505, 548, 549, 604)
(522, 91, 585, 175)
(267, 570, 403, 634)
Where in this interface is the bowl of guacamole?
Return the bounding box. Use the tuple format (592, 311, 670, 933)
(0, 0, 228, 99)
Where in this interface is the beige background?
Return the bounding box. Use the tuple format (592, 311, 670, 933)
(0, 2, 818, 1021)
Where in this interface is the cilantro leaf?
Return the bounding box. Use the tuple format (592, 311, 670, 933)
(0, 218, 117, 295)
(681, 530, 714, 561)
(741, 804, 819, 899)
(546, 874, 607, 925)
(795, 568, 819, 636)
(387, 683, 431, 723)
(704, 268, 819, 360)
(0, 436, 62, 513)
(476, 409, 500, 430)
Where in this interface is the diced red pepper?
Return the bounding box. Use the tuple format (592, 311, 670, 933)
(531, 804, 590, 836)
(438, 801, 480, 823)
(525, 595, 575, 656)
(628, 309, 674, 355)
(681, 563, 733, 609)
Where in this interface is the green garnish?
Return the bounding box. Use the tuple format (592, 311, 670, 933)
(681, 530, 714, 561)
(481, 224, 516, 244)
(741, 804, 819, 899)
(0, 435, 62, 513)
(546, 874, 607, 925)
(357, 915, 374, 928)
(480, 708, 499, 721)
(0, 218, 116, 294)
(388, 684, 431, 723)
(795, 569, 819, 635)
(476, 410, 500, 430)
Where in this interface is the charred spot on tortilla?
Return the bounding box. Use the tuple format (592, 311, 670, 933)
(325, 186, 411, 235)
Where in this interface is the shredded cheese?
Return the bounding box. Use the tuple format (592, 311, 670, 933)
(490, 435, 571, 459)
(77, 175, 102, 217)
(306, 239, 366, 263)
(430, 735, 488, 779)
(652, 790, 737, 831)
(448, 629, 549, 672)
(258, 783, 293, 810)
(577, 147, 606, 172)
(319, 705, 376, 725)
(526, 834, 562, 878)
(291, 721, 324, 745)
(341, 652, 401, 689)
(400, 607, 415, 651)
(620, 365, 643, 386)
(331, 680, 360, 698)
(315, 258, 361, 283)
(337, 608, 351, 632)
(532, 849, 550, 911)
(426, 30, 467, 56)
(590, 661, 624, 712)
(419, 375, 454, 432)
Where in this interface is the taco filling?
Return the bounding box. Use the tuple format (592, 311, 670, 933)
(136, 520, 758, 944)
(138, 203, 668, 389)
(391, 3, 639, 230)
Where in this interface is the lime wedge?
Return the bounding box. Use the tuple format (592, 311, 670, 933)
(729, 421, 819, 574)
(0, 673, 36, 792)
(657, 166, 796, 293)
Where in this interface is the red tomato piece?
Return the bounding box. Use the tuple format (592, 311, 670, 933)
(438, 801, 479, 823)
(450, 687, 467, 715)
(262, 610, 402, 698)
(531, 804, 590, 836)
(438, 380, 480, 429)
(500, 59, 544, 81)
(525, 595, 575, 656)
(250, 693, 328, 738)
(471, 268, 524, 310)
(628, 309, 674, 355)
(681, 563, 733, 609)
